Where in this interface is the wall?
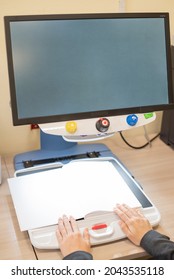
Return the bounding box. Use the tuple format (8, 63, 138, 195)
(0, 0, 173, 155)
(126, 0, 174, 40)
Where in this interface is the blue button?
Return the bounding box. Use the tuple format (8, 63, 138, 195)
(126, 114, 138, 126)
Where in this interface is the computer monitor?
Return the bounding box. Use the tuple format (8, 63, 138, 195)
(4, 13, 174, 139)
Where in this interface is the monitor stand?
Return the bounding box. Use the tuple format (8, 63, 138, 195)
(14, 130, 112, 172)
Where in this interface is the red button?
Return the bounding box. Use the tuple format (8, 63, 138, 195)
(92, 223, 107, 230)
(102, 119, 108, 126)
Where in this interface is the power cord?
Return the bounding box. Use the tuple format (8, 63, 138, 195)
(119, 126, 160, 149)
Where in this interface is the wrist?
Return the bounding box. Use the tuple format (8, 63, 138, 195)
(63, 250, 93, 260)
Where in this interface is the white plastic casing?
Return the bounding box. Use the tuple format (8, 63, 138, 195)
(39, 113, 156, 142)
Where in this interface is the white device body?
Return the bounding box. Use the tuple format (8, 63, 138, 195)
(8, 157, 160, 250)
(39, 113, 156, 141)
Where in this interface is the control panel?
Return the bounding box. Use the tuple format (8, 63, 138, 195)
(39, 112, 156, 142)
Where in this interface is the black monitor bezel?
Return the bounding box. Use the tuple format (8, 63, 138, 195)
(4, 12, 174, 126)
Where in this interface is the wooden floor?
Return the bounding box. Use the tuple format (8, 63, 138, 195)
(1, 133, 174, 259)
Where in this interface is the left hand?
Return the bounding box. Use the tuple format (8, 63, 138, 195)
(56, 215, 91, 257)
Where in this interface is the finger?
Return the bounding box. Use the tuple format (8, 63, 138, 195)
(114, 206, 130, 222)
(58, 217, 68, 237)
(135, 208, 145, 218)
(118, 220, 130, 236)
(125, 205, 146, 222)
(122, 204, 145, 219)
(69, 216, 79, 233)
(62, 215, 73, 234)
(83, 228, 90, 243)
(118, 204, 136, 217)
(116, 204, 140, 218)
(56, 227, 63, 242)
(57, 217, 67, 238)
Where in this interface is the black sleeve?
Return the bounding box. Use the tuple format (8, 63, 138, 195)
(63, 250, 93, 260)
(140, 230, 174, 259)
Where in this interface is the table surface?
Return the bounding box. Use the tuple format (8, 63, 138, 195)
(1, 134, 174, 260)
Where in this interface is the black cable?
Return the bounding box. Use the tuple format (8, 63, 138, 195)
(119, 131, 160, 149)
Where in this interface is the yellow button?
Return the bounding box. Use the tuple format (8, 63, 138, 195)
(65, 121, 77, 134)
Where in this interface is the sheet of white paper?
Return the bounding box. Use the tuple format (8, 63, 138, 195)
(8, 160, 141, 231)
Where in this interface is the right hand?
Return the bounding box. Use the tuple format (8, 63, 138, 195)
(114, 204, 152, 245)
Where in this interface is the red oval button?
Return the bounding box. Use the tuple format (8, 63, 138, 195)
(92, 223, 107, 230)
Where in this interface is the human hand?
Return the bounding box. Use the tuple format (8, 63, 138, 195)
(114, 204, 152, 246)
(56, 215, 91, 257)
